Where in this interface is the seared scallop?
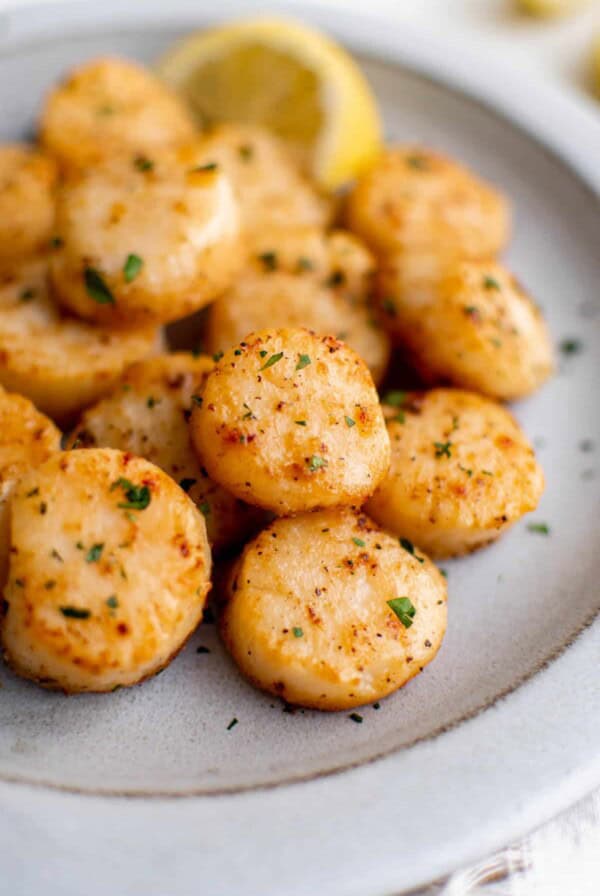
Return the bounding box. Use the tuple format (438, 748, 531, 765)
(206, 231, 389, 384)
(0, 258, 161, 423)
(346, 146, 510, 260)
(0, 144, 57, 270)
(50, 150, 242, 327)
(1, 448, 211, 693)
(39, 57, 196, 172)
(220, 509, 447, 710)
(68, 354, 266, 552)
(366, 389, 545, 558)
(0, 388, 61, 588)
(377, 257, 554, 401)
(180, 124, 332, 245)
(190, 327, 390, 514)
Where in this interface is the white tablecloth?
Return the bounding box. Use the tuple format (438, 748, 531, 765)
(1, 0, 599, 893)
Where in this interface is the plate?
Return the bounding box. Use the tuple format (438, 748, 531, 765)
(0, 2, 599, 894)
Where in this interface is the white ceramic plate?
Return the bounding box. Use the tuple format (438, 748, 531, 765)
(0, 2, 599, 894)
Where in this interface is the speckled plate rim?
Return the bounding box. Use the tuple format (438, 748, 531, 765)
(0, 2, 599, 895)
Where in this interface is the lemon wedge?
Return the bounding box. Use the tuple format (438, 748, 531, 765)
(157, 16, 382, 189)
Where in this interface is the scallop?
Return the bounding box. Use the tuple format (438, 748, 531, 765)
(220, 509, 447, 710)
(39, 57, 196, 173)
(366, 389, 545, 558)
(190, 327, 390, 514)
(50, 151, 242, 327)
(346, 146, 510, 260)
(1, 448, 211, 693)
(0, 258, 161, 424)
(377, 256, 554, 401)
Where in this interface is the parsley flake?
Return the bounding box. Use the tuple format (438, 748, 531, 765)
(382, 298, 396, 317)
(387, 597, 417, 628)
(192, 162, 218, 172)
(111, 477, 151, 511)
(349, 712, 363, 723)
(345, 416, 356, 428)
(198, 501, 211, 516)
(294, 420, 307, 426)
(179, 478, 196, 493)
(400, 538, 424, 563)
(382, 390, 406, 407)
(352, 537, 366, 547)
(296, 354, 311, 370)
(293, 627, 304, 638)
(308, 455, 327, 472)
(85, 543, 104, 563)
(133, 155, 154, 172)
(106, 595, 119, 610)
(483, 276, 501, 291)
(258, 251, 278, 271)
(60, 606, 91, 620)
(260, 351, 284, 371)
(527, 522, 550, 535)
(434, 441, 452, 458)
(84, 267, 115, 305)
(227, 717, 238, 731)
(123, 253, 143, 283)
(560, 339, 583, 356)
(238, 144, 253, 161)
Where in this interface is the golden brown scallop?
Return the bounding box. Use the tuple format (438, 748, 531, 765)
(190, 327, 390, 514)
(50, 151, 242, 328)
(377, 256, 554, 401)
(366, 389, 545, 558)
(0, 258, 161, 424)
(1, 448, 211, 693)
(220, 509, 447, 710)
(39, 57, 196, 172)
(345, 146, 510, 259)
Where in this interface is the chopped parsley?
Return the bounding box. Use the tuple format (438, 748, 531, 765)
(434, 441, 452, 458)
(294, 420, 307, 426)
(560, 338, 583, 356)
(196, 645, 210, 654)
(295, 354, 311, 370)
(198, 501, 211, 516)
(406, 155, 428, 170)
(297, 256, 313, 272)
(349, 712, 363, 723)
(292, 627, 304, 638)
(84, 267, 115, 305)
(60, 606, 91, 620)
(308, 455, 327, 472)
(400, 538, 424, 563)
(212, 351, 224, 362)
(352, 537, 366, 547)
(238, 144, 254, 161)
(191, 394, 203, 407)
(123, 253, 143, 283)
(345, 416, 356, 428)
(260, 351, 284, 371)
(106, 595, 119, 610)
(527, 522, 550, 535)
(111, 477, 151, 511)
(327, 270, 346, 288)
(226, 717, 238, 731)
(51, 236, 64, 249)
(258, 251, 278, 271)
(483, 275, 501, 291)
(387, 597, 417, 628)
(133, 155, 154, 172)
(381, 298, 396, 317)
(19, 287, 35, 302)
(85, 543, 104, 563)
(382, 390, 406, 407)
(242, 403, 255, 420)
(193, 162, 218, 172)
(44, 580, 56, 590)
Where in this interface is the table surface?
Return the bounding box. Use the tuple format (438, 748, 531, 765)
(0, 1, 598, 894)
